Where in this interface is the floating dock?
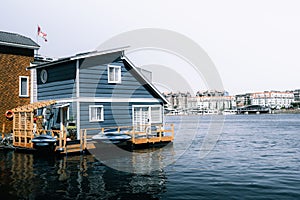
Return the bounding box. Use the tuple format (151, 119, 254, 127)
(1, 124, 174, 154)
(83, 124, 174, 150)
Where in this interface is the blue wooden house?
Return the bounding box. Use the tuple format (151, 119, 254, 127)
(28, 47, 173, 146)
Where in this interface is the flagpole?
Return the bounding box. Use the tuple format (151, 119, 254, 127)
(36, 24, 39, 57)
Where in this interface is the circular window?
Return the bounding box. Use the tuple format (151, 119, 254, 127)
(40, 69, 48, 83)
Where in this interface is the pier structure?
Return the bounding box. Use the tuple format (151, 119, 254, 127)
(237, 105, 270, 114)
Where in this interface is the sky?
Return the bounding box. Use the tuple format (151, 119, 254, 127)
(2, 0, 300, 95)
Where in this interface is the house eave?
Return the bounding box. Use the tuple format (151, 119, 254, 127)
(122, 56, 169, 105)
(0, 41, 39, 50)
(27, 58, 71, 70)
(70, 46, 129, 60)
(27, 46, 129, 70)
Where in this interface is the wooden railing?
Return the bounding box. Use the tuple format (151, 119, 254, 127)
(12, 123, 174, 151)
(13, 128, 88, 154)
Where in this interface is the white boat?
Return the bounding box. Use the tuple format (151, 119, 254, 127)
(222, 109, 237, 115)
(92, 131, 132, 144)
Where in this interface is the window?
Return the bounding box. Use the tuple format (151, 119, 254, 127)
(19, 76, 29, 97)
(150, 106, 162, 123)
(40, 69, 48, 83)
(89, 105, 104, 122)
(132, 105, 162, 126)
(108, 65, 121, 83)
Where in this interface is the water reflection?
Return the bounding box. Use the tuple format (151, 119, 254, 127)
(89, 142, 175, 174)
(0, 148, 169, 199)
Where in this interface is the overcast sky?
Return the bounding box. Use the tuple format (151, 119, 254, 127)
(2, 0, 300, 95)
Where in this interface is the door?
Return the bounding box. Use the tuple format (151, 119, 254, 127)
(132, 105, 163, 132)
(60, 106, 69, 136)
(133, 106, 150, 132)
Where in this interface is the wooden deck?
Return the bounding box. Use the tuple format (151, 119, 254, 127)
(7, 100, 86, 154)
(82, 124, 174, 147)
(9, 123, 174, 154)
(8, 99, 174, 154)
(11, 129, 86, 154)
(8, 123, 175, 155)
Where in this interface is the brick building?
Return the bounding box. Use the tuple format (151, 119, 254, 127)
(0, 31, 39, 133)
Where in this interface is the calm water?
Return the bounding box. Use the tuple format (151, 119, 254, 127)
(1, 114, 300, 199)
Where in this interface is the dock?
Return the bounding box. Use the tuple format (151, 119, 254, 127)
(82, 124, 174, 148)
(237, 105, 270, 114)
(1, 100, 174, 155)
(1, 124, 174, 154)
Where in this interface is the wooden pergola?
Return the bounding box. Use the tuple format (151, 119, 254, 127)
(12, 100, 56, 148)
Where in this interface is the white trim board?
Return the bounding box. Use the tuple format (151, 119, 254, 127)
(0, 41, 39, 50)
(56, 97, 163, 103)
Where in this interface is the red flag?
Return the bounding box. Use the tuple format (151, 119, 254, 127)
(37, 25, 47, 42)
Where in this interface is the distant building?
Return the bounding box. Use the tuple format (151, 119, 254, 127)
(0, 31, 39, 132)
(196, 90, 228, 97)
(163, 92, 191, 114)
(235, 93, 252, 107)
(196, 96, 236, 111)
(293, 89, 300, 102)
(194, 90, 235, 112)
(252, 91, 294, 108)
(236, 91, 294, 109)
(164, 91, 235, 115)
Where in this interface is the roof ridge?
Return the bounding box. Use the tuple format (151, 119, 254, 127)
(0, 30, 39, 49)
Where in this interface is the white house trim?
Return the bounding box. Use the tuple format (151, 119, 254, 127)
(56, 97, 163, 103)
(76, 59, 80, 139)
(121, 56, 169, 104)
(19, 76, 29, 97)
(0, 41, 39, 50)
(70, 46, 129, 60)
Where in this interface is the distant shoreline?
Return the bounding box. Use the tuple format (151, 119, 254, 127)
(273, 109, 300, 114)
(165, 109, 300, 116)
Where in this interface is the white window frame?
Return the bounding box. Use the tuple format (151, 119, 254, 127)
(107, 65, 121, 84)
(132, 105, 163, 125)
(89, 105, 104, 122)
(19, 76, 29, 97)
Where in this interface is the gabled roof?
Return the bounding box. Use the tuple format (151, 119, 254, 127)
(27, 46, 128, 69)
(122, 56, 169, 104)
(0, 31, 39, 49)
(28, 47, 168, 104)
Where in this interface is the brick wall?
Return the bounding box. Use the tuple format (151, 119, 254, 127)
(0, 53, 34, 133)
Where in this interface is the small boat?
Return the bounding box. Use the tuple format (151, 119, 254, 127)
(222, 109, 237, 115)
(31, 134, 57, 151)
(92, 131, 131, 144)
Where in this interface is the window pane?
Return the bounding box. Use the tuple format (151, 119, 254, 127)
(151, 106, 161, 123)
(109, 67, 114, 82)
(108, 66, 121, 83)
(115, 68, 119, 82)
(90, 106, 103, 121)
(20, 77, 28, 96)
(91, 107, 96, 121)
(96, 107, 102, 120)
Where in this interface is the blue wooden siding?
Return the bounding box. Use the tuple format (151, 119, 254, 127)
(34, 52, 165, 136)
(79, 56, 154, 99)
(79, 102, 162, 134)
(37, 61, 76, 101)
